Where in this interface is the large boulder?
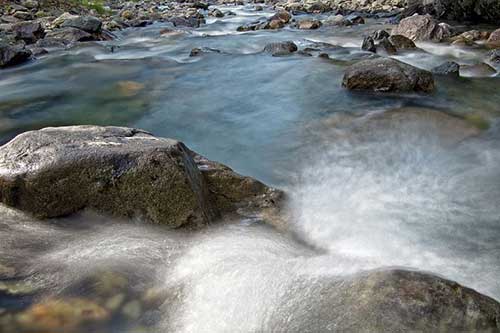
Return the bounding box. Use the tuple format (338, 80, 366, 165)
(0, 126, 282, 228)
(342, 58, 435, 93)
(391, 14, 451, 41)
(271, 269, 500, 332)
(0, 42, 31, 68)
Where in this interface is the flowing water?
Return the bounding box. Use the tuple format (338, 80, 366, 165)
(0, 5, 500, 332)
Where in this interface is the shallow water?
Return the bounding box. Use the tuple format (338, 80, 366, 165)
(0, 5, 500, 332)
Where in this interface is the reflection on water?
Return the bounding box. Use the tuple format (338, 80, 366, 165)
(0, 4, 500, 332)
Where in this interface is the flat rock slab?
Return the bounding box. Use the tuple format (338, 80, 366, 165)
(0, 126, 281, 228)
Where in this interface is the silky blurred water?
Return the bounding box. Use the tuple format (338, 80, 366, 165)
(0, 5, 499, 332)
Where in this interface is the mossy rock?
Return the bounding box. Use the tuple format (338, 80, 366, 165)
(0, 126, 283, 228)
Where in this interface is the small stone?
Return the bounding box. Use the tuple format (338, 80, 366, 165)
(105, 293, 126, 311)
(122, 300, 142, 320)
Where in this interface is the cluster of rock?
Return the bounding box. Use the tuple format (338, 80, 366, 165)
(282, 0, 405, 15)
(0, 126, 282, 228)
(0, 0, 224, 68)
(236, 9, 366, 32)
(401, 0, 500, 24)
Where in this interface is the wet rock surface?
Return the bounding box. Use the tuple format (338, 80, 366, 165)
(0, 126, 282, 228)
(272, 269, 500, 332)
(342, 58, 435, 93)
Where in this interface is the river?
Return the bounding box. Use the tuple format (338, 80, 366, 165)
(0, 5, 499, 332)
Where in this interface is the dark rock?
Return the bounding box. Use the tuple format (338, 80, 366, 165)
(128, 20, 152, 28)
(391, 14, 451, 41)
(13, 11, 32, 21)
(1, 16, 20, 24)
(431, 61, 460, 76)
(342, 57, 435, 93)
(170, 16, 204, 28)
(346, 13, 365, 25)
(192, 2, 209, 10)
(488, 49, 500, 63)
(61, 15, 102, 34)
(26, 45, 47, 56)
(378, 37, 397, 54)
(12, 21, 45, 44)
(0, 126, 282, 228)
(402, 0, 500, 24)
(371, 29, 390, 40)
(263, 41, 298, 56)
(361, 36, 376, 53)
(189, 47, 221, 56)
(271, 269, 500, 332)
(45, 27, 93, 43)
(35, 37, 70, 49)
(0, 43, 31, 68)
(209, 9, 224, 18)
(388, 34, 416, 49)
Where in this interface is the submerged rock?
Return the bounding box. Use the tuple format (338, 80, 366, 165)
(263, 41, 298, 56)
(17, 297, 110, 331)
(432, 61, 460, 76)
(342, 58, 435, 93)
(460, 63, 497, 77)
(271, 269, 500, 332)
(0, 126, 281, 228)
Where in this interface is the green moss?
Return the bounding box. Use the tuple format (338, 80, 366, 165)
(465, 113, 490, 130)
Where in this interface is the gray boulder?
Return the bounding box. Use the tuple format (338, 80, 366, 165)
(263, 41, 298, 56)
(0, 126, 282, 228)
(270, 269, 500, 332)
(60, 15, 102, 34)
(342, 58, 435, 93)
(0, 43, 31, 68)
